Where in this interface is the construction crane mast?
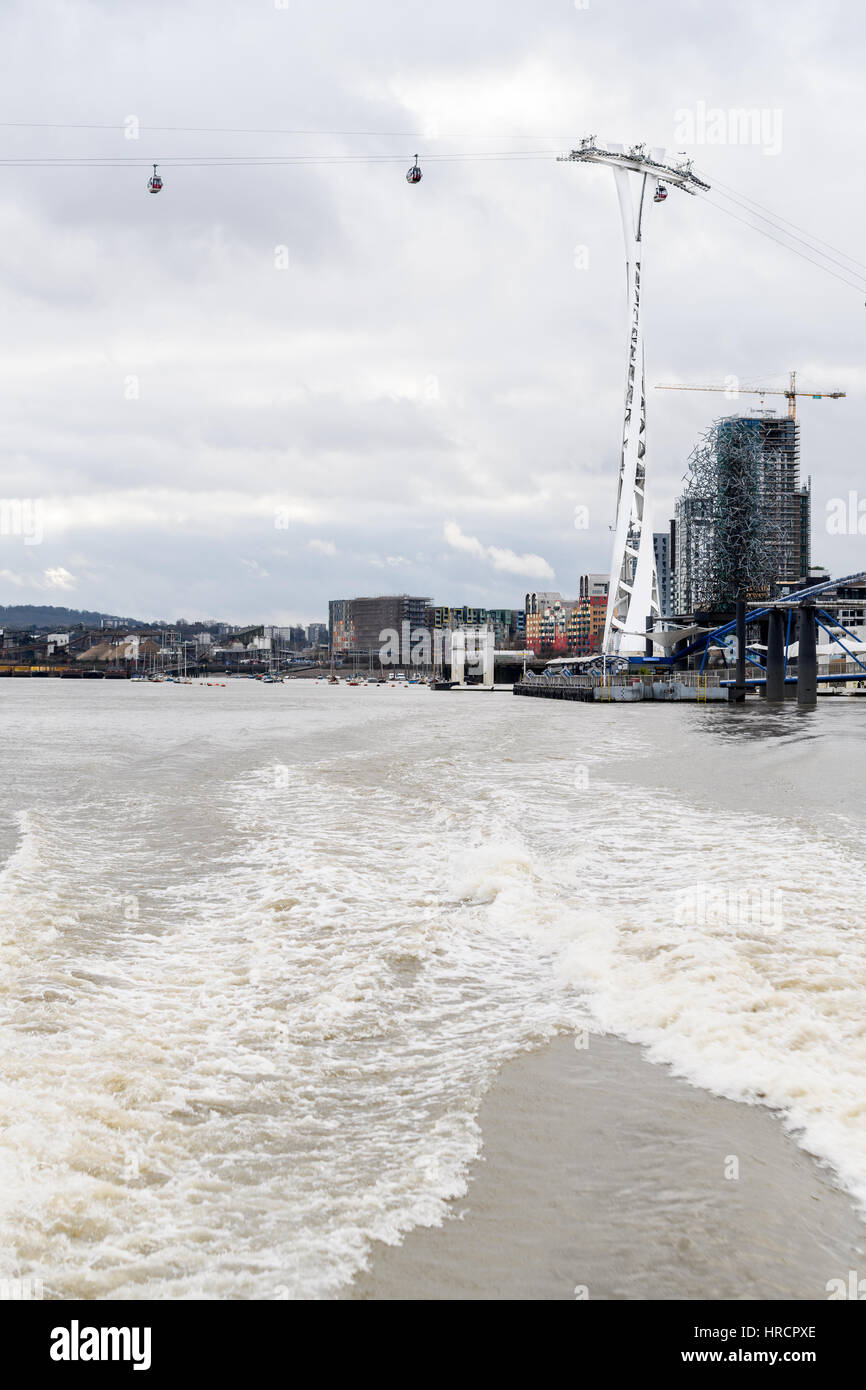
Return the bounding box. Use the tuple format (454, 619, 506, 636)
(655, 370, 845, 421)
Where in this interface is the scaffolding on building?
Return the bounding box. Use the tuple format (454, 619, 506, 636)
(677, 416, 791, 612)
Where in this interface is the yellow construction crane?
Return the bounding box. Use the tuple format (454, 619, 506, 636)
(655, 370, 845, 422)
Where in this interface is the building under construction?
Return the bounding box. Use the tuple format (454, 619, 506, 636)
(329, 595, 431, 658)
(674, 412, 811, 615)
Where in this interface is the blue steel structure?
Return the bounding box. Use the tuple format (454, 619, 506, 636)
(651, 571, 866, 683)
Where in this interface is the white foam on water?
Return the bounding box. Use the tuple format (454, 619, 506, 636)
(1, 687, 865, 1297)
(0, 752, 583, 1298)
(547, 788, 866, 1215)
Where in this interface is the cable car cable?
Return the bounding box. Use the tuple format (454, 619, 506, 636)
(697, 169, 866, 275)
(699, 192, 866, 295)
(0, 150, 558, 166)
(697, 176, 866, 283)
(1, 120, 862, 295)
(0, 118, 568, 141)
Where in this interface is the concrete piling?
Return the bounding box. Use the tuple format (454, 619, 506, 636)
(766, 608, 786, 701)
(797, 604, 817, 708)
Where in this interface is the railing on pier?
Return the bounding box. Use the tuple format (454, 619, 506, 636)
(520, 670, 729, 687)
(672, 671, 727, 688)
(516, 669, 731, 698)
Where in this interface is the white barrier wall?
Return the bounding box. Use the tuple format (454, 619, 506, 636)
(448, 627, 495, 687)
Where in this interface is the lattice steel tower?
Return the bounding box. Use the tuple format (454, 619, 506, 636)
(559, 139, 709, 653)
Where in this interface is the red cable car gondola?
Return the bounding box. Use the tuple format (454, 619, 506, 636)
(406, 154, 422, 185)
(653, 182, 668, 203)
(148, 163, 163, 194)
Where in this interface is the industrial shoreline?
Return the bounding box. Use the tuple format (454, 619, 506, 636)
(346, 1034, 866, 1301)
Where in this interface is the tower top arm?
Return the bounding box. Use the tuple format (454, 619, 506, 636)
(558, 137, 711, 194)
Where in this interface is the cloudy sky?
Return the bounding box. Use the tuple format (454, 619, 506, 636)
(0, 0, 863, 623)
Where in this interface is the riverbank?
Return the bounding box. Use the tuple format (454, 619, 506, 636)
(346, 1033, 865, 1300)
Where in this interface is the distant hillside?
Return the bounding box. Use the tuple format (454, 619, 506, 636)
(0, 604, 146, 631)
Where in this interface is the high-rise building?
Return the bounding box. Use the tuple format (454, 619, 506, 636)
(328, 595, 431, 656)
(736, 414, 810, 586)
(328, 599, 355, 654)
(674, 495, 715, 615)
(653, 532, 674, 617)
(675, 413, 811, 613)
(669, 517, 677, 614)
(573, 574, 609, 654)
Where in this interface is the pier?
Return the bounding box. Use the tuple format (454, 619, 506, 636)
(515, 672, 729, 702)
(514, 571, 866, 707)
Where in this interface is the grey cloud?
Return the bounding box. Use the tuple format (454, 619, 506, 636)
(0, 0, 863, 620)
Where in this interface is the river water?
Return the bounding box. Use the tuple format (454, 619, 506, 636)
(0, 680, 864, 1298)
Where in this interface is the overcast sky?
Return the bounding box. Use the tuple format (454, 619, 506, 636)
(0, 0, 863, 624)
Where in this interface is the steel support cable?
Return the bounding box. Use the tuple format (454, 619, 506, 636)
(700, 193, 866, 295)
(700, 180, 866, 285)
(697, 169, 866, 275)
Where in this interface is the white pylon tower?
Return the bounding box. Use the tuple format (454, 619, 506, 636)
(559, 139, 709, 654)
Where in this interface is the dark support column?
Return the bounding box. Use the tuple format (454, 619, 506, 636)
(797, 604, 817, 707)
(645, 616, 653, 660)
(766, 608, 786, 701)
(733, 597, 746, 702)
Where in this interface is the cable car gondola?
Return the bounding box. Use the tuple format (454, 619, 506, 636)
(406, 154, 422, 186)
(147, 163, 163, 194)
(653, 182, 668, 203)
